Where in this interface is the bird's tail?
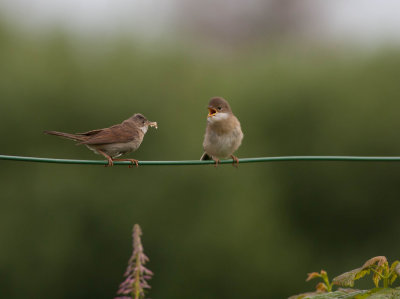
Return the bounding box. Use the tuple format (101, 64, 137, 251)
(44, 130, 85, 142)
(200, 152, 212, 160)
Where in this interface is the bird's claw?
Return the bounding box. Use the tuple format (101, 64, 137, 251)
(105, 158, 114, 167)
(231, 155, 239, 168)
(213, 158, 220, 168)
(127, 159, 139, 168)
(113, 158, 139, 168)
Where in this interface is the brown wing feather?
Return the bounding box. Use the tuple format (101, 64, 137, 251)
(75, 129, 105, 136)
(79, 123, 141, 145)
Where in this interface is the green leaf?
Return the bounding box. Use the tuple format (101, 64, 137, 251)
(333, 268, 363, 287)
(315, 282, 328, 292)
(294, 289, 368, 298)
(355, 269, 371, 280)
(307, 272, 322, 282)
(333, 267, 372, 287)
(390, 273, 397, 285)
(372, 271, 381, 288)
(333, 256, 390, 288)
(362, 256, 387, 269)
(390, 261, 400, 273)
(290, 288, 400, 299)
(288, 291, 318, 299)
(320, 270, 328, 280)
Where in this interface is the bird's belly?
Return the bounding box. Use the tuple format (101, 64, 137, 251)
(203, 130, 243, 159)
(87, 140, 140, 158)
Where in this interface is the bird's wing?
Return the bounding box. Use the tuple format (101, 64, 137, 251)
(200, 152, 212, 160)
(79, 124, 140, 145)
(75, 129, 105, 136)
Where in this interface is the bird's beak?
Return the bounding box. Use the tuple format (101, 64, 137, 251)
(208, 107, 218, 117)
(147, 121, 158, 129)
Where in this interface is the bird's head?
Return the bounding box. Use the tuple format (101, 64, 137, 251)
(207, 97, 232, 122)
(132, 113, 158, 133)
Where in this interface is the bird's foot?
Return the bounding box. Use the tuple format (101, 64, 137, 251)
(231, 155, 239, 168)
(96, 149, 114, 167)
(113, 158, 139, 168)
(213, 158, 220, 168)
(105, 157, 114, 167)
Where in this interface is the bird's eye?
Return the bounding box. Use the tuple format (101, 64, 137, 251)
(217, 106, 222, 111)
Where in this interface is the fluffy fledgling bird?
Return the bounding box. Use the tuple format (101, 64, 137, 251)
(44, 113, 157, 167)
(201, 97, 243, 167)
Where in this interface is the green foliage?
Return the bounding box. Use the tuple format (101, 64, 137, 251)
(291, 257, 400, 299)
(333, 256, 400, 289)
(306, 270, 334, 292)
(292, 288, 400, 299)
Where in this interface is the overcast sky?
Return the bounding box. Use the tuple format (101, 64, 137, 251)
(1, 0, 400, 44)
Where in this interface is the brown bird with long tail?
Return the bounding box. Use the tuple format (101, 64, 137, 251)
(44, 113, 157, 167)
(201, 97, 243, 167)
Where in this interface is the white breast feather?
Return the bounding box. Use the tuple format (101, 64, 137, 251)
(204, 126, 243, 159)
(207, 112, 229, 124)
(140, 126, 148, 134)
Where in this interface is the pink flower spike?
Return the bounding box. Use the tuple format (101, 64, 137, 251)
(114, 224, 153, 299)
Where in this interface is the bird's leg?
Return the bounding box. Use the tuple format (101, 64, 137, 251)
(231, 155, 239, 168)
(113, 158, 139, 168)
(97, 149, 114, 167)
(213, 157, 220, 168)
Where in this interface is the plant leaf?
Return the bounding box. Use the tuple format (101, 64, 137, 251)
(362, 256, 387, 269)
(333, 268, 370, 287)
(333, 256, 390, 288)
(333, 268, 362, 287)
(390, 261, 400, 273)
(355, 269, 370, 280)
(288, 291, 318, 299)
(390, 273, 397, 285)
(372, 271, 381, 288)
(307, 272, 322, 281)
(395, 263, 400, 276)
(315, 282, 328, 293)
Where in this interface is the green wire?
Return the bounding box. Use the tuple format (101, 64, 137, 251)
(1, 154, 400, 166)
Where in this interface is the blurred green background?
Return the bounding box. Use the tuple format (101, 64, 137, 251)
(1, 1, 400, 298)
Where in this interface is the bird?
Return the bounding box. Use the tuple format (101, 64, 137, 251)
(44, 113, 157, 167)
(201, 97, 243, 167)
